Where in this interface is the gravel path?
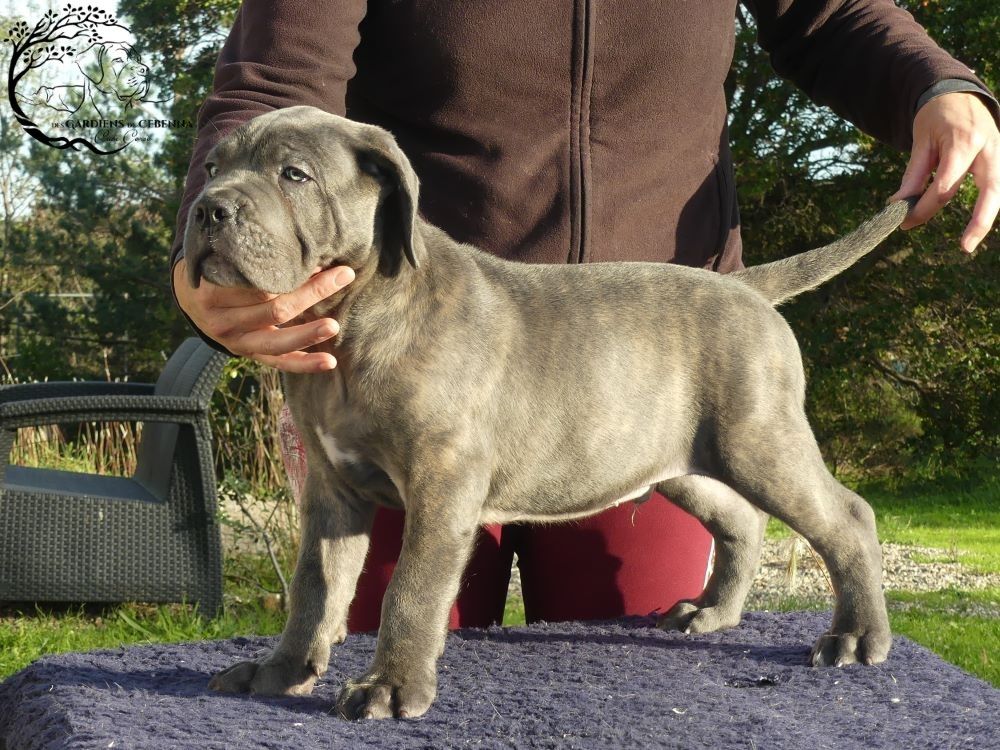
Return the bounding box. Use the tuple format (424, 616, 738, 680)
(506, 538, 999, 615)
(750, 538, 999, 600)
(746, 538, 1000, 617)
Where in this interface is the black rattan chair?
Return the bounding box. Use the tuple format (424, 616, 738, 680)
(0, 339, 228, 616)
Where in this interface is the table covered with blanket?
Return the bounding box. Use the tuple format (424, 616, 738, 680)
(1, 611, 997, 749)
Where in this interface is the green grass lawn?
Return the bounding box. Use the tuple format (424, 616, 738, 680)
(2, 474, 997, 688)
(863, 475, 1000, 575)
(0, 601, 286, 680)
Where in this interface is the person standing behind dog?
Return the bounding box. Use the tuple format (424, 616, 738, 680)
(171, 1, 1000, 629)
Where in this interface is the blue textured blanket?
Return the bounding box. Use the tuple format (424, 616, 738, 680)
(1, 611, 997, 749)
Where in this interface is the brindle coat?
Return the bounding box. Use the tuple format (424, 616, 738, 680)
(184, 106, 913, 720)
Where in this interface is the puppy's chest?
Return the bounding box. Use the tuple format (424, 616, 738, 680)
(309, 417, 403, 506)
(285, 372, 403, 506)
(311, 422, 366, 470)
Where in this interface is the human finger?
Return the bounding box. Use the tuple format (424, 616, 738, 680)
(906, 143, 976, 228)
(214, 265, 355, 333)
(961, 148, 1000, 253)
(892, 138, 935, 227)
(253, 349, 338, 374)
(230, 317, 339, 359)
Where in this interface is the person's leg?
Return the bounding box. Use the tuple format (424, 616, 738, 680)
(515, 492, 714, 622)
(347, 508, 512, 631)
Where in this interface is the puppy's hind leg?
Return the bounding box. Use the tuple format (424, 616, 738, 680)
(655, 475, 767, 634)
(719, 415, 891, 667)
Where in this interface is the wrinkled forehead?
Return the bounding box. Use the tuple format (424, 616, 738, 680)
(104, 43, 133, 61)
(209, 107, 361, 172)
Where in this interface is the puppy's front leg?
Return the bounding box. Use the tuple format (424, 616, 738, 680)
(337, 495, 480, 720)
(210, 477, 375, 696)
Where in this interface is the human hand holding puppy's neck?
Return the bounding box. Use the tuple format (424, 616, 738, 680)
(172, 257, 352, 373)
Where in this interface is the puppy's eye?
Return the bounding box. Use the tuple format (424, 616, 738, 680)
(282, 166, 310, 182)
(205, 162, 218, 178)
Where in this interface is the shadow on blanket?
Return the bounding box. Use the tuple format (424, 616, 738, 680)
(1, 611, 997, 749)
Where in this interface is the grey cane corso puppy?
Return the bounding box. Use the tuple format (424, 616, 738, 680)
(185, 105, 915, 720)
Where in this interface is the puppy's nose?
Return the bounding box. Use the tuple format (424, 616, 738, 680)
(193, 195, 235, 230)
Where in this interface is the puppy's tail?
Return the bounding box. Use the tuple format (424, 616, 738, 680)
(731, 197, 917, 306)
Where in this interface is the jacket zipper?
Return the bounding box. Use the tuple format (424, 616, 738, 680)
(569, 0, 594, 264)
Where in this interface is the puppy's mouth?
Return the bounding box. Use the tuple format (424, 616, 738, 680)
(184, 227, 314, 295)
(190, 249, 253, 290)
(185, 223, 252, 289)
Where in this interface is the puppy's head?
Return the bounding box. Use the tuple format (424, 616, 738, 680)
(183, 106, 420, 294)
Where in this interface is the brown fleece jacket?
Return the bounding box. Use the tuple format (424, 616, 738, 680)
(171, 0, 995, 286)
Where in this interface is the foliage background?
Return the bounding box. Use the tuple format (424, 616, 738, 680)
(0, 0, 996, 480)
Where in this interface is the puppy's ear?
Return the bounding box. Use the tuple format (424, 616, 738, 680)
(357, 128, 421, 277)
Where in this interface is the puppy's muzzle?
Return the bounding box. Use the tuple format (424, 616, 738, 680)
(187, 190, 248, 289)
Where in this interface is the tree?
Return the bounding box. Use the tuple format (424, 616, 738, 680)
(730, 1, 999, 474)
(1, 1, 238, 380)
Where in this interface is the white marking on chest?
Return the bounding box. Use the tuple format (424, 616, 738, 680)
(315, 427, 359, 466)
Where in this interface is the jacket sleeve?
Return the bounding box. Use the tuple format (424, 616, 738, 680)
(170, 0, 367, 268)
(742, 0, 999, 151)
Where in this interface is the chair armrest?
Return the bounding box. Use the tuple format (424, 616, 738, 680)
(0, 381, 155, 403)
(0, 394, 205, 432)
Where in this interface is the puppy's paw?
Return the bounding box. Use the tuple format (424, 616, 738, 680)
(336, 671, 436, 720)
(657, 601, 741, 634)
(810, 629, 891, 667)
(208, 655, 323, 696)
